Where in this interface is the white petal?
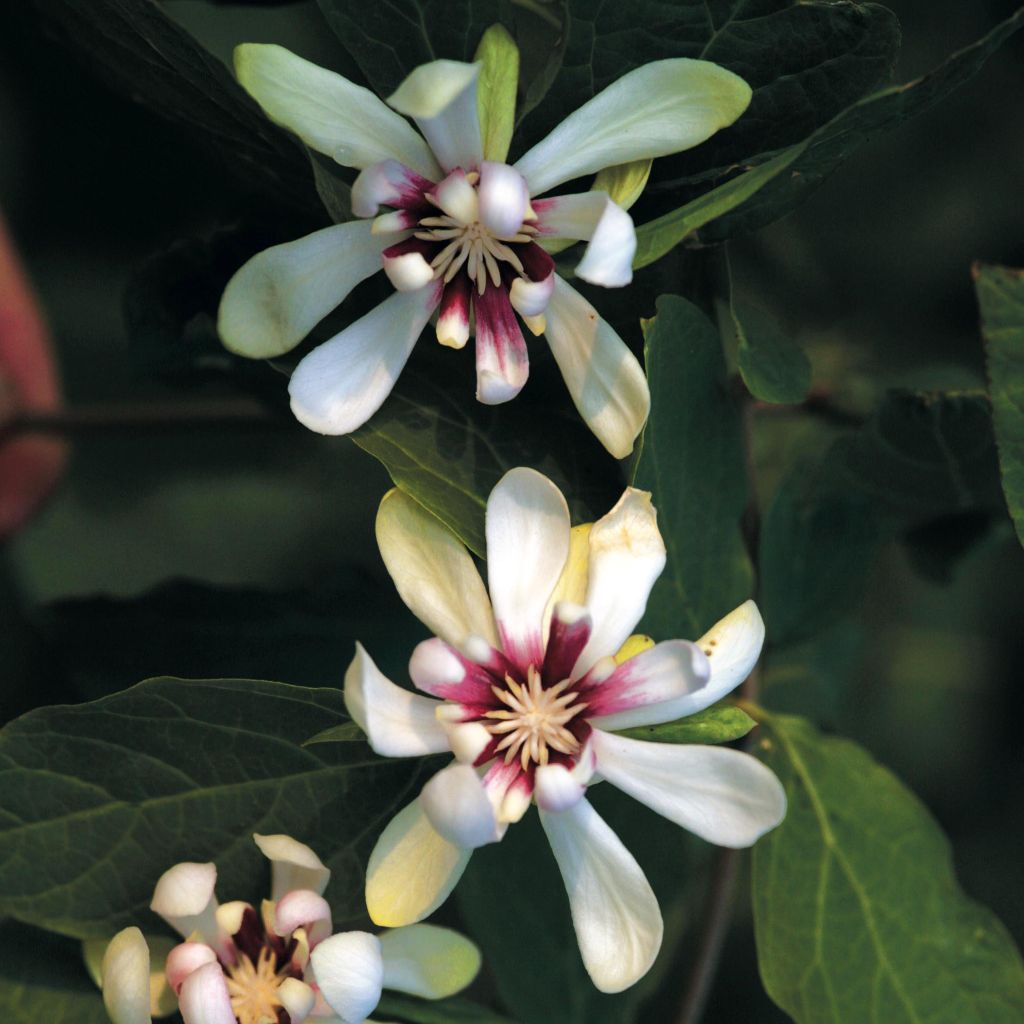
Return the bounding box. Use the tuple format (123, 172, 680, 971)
(177, 962, 235, 1024)
(485, 468, 571, 668)
(534, 763, 586, 813)
(584, 640, 711, 731)
(149, 863, 221, 947)
(218, 222, 394, 360)
(274, 889, 332, 946)
(444, 720, 494, 764)
(379, 924, 481, 999)
(514, 59, 752, 196)
(278, 978, 317, 1023)
(164, 942, 217, 995)
(431, 168, 480, 225)
(101, 928, 152, 1024)
(591, 731, 786, 847)
(376, 487, 498, 647)
(575, 488, 666, 676)
(366, 799, 471, 927)
(352, 159, 435, 219)
(344, 643, 450, 757)
(235, 44, 438, 177)
(382, 250, 436, 292)
(288, 284, 440, 435)
(478, 162, 530, 238)
(509, 272, 555, 318)
(539, 799, 662, 993)
(697, 600, 766, 697)
(533, 192, 636, 287)
(388, 61, 483, 173)
(311, 932, 384, 1024)
(253, 833, 331, 900)
(543, 277, 650, 458)
(420, 763, 503, 849)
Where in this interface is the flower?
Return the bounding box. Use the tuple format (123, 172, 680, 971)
(345, 468, 786, 993)
(217, 42, 751, 457)
(90, 833, 480, 1024)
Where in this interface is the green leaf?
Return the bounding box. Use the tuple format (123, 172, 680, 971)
(304, 721, 366, 746)
(475, 23, 519, 163)
(615, 703, 755, 745)
(632, 295, 753, 639)
(310, 148, 353, 223)
(705, 9, 1024, 240)
(377, 993, 518, 1024)
(752, 712, 1024, 1023)
(734, 302, 812, 406)
(0, 677, 427, 939)
(975, 262, 1024, 547)
(593, 160, 652, 213)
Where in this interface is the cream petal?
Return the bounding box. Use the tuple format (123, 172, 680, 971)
(420, 763, 504, 849)
(485, 468, 571, 669)
(164, 942, 217, 996)
(478, 162, 530, 239)
(311, 932, 384, 1024)
(431, 168, 480, 225)
(539, 799, 663, 993)
(252, 833, 331, 900)
(591, 731, 787, 847)
(274, 889, 333, 948)
(697, 600, 766, 697)
(101, 928, 152, 1024)
(365, 799, 471, 927)
(388, 60, 483, 173)
(149, 863, 221, 948)
(235, 44, 438, 177)
(278, 978, 317, 1023)
(344, 643, 450, 757)
(376, 488, 498, 648)
(509, 272, 555, 318)
(514, 58, 752, 196)
(382, 249, 436, 293)
(288, 283, 441, 436)
(543, 277, 650, 458)
(379, 924, 481, 999)
(218, 222, 396, 359)
(177, 962, 235, 1024)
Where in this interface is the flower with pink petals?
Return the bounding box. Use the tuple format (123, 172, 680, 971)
(346, 468, 786, 993)
(218, 43, 751, 457)
(93, 833, 479, 1024)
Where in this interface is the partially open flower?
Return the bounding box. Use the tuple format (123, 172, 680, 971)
(346, 469, 786, 993)
(93, 833, 480, 1024)
(218, 42, 751, 457)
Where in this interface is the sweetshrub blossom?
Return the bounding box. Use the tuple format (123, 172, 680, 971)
(346, 468, 786, 993)
(218, 44, 751, 457)
(93, 833, 479, 1024)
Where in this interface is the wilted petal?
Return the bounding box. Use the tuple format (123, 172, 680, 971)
(420, 763, 503, 849)
(539, 798, 662, 993)
(177, 962, 235, 1024)
(345, 643, 449, 757)
(235, 44, 438, 177)
(474, 284, 529, 404)
(543, 277, 649, 458)
(514, 59, 751, 196)
(253, 833, 331, 900)
(101, 928, 152, 1024)
(591, 731, 786, 847)
(696, 600, 766, 698)
(379, 924, 481, 999)
(288, 283, 441, 435)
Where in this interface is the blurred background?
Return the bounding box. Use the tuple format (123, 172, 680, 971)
(1, 2, 1022, 1020)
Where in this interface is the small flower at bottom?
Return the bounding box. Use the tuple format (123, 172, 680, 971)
(346, 468, 786, 993)
(91, 833, 480, 1024)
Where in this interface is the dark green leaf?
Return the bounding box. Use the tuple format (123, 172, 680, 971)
(0, 677, 427, 939)
(734, 302, 812, 406)
(975, 261, 1024, 547)
(615, 702, 755, 744)
(377, 993, 518, 1024)
(632, 295, 753, 639)
(752, 712, 1024, 1023)
(310, 148, 353, 223)
(304, 721, 366, 746)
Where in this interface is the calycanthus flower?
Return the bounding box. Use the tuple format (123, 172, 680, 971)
(90, 833, 480, 1024)
(346, 468, 786, 993)
(217, 43, 751, 457)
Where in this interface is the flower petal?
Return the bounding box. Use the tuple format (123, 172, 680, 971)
(509, 272, 555, 319)
(574, 488, 665, 676)
(177, 961, 235, 1024)
(431, 168, 480, 224)
(543, 277, 650, 458)
(591, 731, 787, 847)
(149, 863, 221, 948)
(408, 637, 495, 706)
(388, 61, 483, 173)
(164, 942, 217, 995)
(485, 468, 571, 669)
(278, 978, 317, 1023)
(366, 799, 471, 927)
(218, 222, 395, 360)
(311, 932, 384, 1024)
(539, 798, 662, 993)
(474, 284, 529, 405)
(436, 275, 471, 349)
(379, 924, 481, 999)
(274, 889, 332, 947)
(478, 162, 530, 239)
(252, 833, 331, 900)
(235, 44, 438, 177)
(420, 763, 503, 849)
(351, 160, 435, 219)
(583, 640, 711, 730)
(288, 283, 441, 435)
(382, 239, 437, 293)
(533, 193, 636, 287)
(101, 928, 152, 1024)
(344, 643, 450, 757)
(697, 600, 766, 697)
(376, 487, 498, 648)
(514, 59, 752, 196)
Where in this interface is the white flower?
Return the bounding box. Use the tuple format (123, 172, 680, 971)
(93, 833, 480, 1024)
(346, 468, 786, 993)
(218, 44, 751, 458)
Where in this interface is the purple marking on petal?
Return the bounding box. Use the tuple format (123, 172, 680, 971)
(437, 274, 472, 344)
(381, 237, 435, 261)
(516, 241, 556, 282)
(409, 637, 499, 705)
(578, 657, 671, 718)
(473, 283, 529, 405)
(542, 604, 592, 685)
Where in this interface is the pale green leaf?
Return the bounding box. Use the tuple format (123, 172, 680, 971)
(593, 159, 652, 212)
(615, 703, 755, 745)
(475, 23, 519, 163)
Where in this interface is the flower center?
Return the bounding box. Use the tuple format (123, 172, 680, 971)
(483, 666, 588, 770)
(225, 946, 288, 1024)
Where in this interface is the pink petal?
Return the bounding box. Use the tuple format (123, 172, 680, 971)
(542, 602, 592, 684)
(473, 283, 529, 405)
(351, 159, 435, 218)
(436, 274, 471, 349)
